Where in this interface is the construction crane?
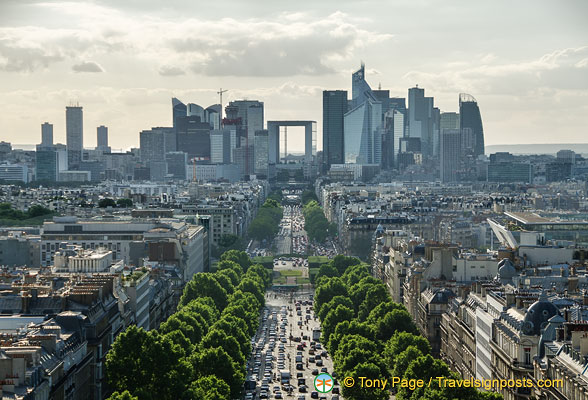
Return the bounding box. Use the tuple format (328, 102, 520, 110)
(217, 88, 228, 125)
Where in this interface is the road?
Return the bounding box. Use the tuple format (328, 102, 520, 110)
(245, 290, 341, 399)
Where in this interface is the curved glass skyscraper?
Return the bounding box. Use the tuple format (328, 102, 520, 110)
(459, 93, 484, 157)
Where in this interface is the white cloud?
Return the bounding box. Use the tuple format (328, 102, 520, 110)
(158, 65, 185, 76)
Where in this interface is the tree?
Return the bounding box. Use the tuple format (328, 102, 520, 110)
(236, 277, 264, 305)
(217, 267, 239, 287)
(390, 345, 425, 383)
(98, 198, 116, 208)
(318, 295, 354, 321)
(396, 354, 452, 400)
(349, 276, 381, 310)
(247, 263, 271, 288)
(158, 310, 204, 345)
(334, 334, 380, 368)
(212, 272, 235, 296)
(315, 264, 339, 282)
(301, 190, 318, 205)
(342, 362, 390, 400)
(192, 347, 244, 399)
(374, 309, 418, 342)
(188, 375, 230, 400)
(314, 277, 348, 317)
(212, 315, 250, 356)
(27, 204, 53, 218)
(322, 304, 354, 343)
(106, 328, 192, 400)
(107, 391, 138, 400)
(180, 297, 219, 327)
(366, 301, 407, 326)
(106, 325, 151, 394)
(179, 273, 228, 311)
(331, 255, 362, 276)
(220, 250, 252, 273)
(116, 198, 133, 208)
(384, 331, 432, 368)
(357, 284, 390, 320)
(201, 329, 245, 367)
(328, 321, 376, 355)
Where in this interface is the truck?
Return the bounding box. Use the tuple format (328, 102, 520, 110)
(312, 329, 321, 342)
(280, 370, 291, 384)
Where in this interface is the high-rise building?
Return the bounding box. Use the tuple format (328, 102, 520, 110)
(322, 90, 347, 170)
(408, 87, 435, 157)
(176, 116, 211, 161)
(97, 125, 109, 152)
(254, 130, 269, 177)
(36, 144, 67, 182)
(344, 64, 383, 165)
(225, 100, 264, 175)
(440, 112, 460, 131)
(459, 93, 484, 157)
(440, 129, 461, 182)
(66, 105, 83, 170)
(140, 129, 166, 163)
(41, 122, 53, 147)
(210, 128, 236, 164)
(172, 98, 187, 129)
(165, 151, 187, 180)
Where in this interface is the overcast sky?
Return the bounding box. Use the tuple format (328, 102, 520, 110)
(0, 0, 586, 152)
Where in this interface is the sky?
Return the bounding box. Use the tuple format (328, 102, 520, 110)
(0, 0, 587, 152)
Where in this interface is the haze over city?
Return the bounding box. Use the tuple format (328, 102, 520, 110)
(1, 0, 587, 151)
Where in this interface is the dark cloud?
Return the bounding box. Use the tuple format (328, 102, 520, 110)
(0, 40, 64, 72)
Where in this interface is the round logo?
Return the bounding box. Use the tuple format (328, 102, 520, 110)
(314, 372, 334, 393)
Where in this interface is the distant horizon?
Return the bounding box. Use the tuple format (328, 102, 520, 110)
(10, 142, 588, 156)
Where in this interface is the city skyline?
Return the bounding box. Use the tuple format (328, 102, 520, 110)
(0, 1, 586, 151)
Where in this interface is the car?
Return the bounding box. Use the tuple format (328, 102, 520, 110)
(332, 387, 340, 394)
(311, 369, 319, 376)
(299, 385, 308, 392)
(296, 363, 304, 370)
(259, 391, 269, 399)
(311, 392, 319, 399)
(321, 367, 328, 373)
(296, 372, 304, 378)
(297, 396, 306, 400)
(316, 360, 323, 367)
(275, 393, 283, 399)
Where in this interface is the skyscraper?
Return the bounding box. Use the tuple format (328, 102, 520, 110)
(97, 125, 109, 151)
(225, 100, 264, 175)
(459, 93, 485, 157)
(440, 129, 461, 182)
(176, 116, 212, 161)
(41, 122, 53, 147)
(172, 97, 187, 129)
(254, 129, 269, 176)
(344, 64, 383, 165)
(322, 90, 347, 170)
(66, 105, 83, 170)
(408, 86, 435, 157)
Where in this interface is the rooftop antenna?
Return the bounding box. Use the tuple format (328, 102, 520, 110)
(378, 82, 382, 90)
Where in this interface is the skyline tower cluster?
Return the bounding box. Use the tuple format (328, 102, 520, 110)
(322, 64, 485, 181)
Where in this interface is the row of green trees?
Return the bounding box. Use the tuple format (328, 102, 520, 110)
(105, 250, 272, 400)
(0, 202, 53, 221)
(302, 200, 336, 242)
(314, 255, 501, 400)
(248, 198, 283, 242)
